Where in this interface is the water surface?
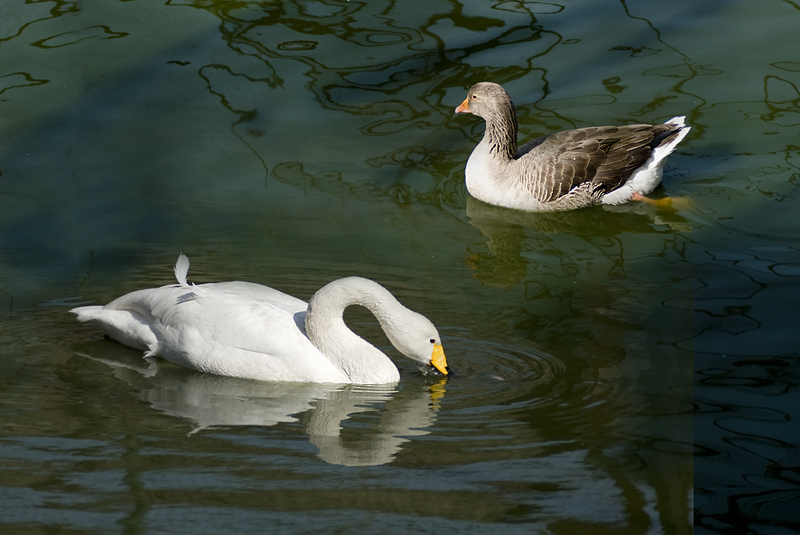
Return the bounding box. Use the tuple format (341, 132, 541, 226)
(1, 0, 798, 533)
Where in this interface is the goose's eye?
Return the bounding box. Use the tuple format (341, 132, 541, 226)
(430, 338, 436, 344)
(471, 94, 477, 100)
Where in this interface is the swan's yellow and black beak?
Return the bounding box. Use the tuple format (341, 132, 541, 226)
(430, 343, 451, 375)
(455, 98, 471, 114)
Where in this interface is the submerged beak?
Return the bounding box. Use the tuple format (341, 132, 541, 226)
(430, 343, 450, 375)
(455, 98, 471, 114)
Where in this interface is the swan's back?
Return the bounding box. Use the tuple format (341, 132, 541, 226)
(72, 282, 349, 383)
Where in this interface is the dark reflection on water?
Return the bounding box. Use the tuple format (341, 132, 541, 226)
(465, 195, 692, 287)
(693, 241, 800, 533)
(695, 354, 800, 533)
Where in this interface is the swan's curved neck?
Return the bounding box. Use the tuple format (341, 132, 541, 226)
(304, 277, 402, 384)
(483, 101, 518, 161)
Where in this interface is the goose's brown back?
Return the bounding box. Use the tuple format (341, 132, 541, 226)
(517, 123, 686, 203)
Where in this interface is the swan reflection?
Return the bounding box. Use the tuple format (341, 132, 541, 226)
(74, 342, 445, 466)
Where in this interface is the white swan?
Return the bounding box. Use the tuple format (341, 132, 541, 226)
(71, 254, 450, 384)
(455, 82, 691, 211)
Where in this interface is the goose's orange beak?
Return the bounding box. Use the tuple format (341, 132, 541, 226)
(455, 98, 471, 114)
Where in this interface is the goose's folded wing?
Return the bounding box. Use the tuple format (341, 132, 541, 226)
(517, 125, 672, 200)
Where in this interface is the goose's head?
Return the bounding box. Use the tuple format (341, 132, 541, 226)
(384, 311, 450, 376)
(454, 82, 514, 120)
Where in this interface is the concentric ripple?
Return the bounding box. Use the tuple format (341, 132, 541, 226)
(433, 332, 567, 414)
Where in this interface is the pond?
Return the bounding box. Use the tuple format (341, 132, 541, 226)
(1, 0, 798, 533)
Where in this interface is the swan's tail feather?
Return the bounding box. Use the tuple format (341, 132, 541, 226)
(71, 305, 104, 323)
(174, 253, 191, 288)
(70, 306, 157, 353)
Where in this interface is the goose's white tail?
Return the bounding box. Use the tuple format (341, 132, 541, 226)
(654, 116, 691, 163)
(602, 116, 691, 205)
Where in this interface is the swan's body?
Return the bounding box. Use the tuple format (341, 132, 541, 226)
(455, 82, 691, 211)
(71, 255, 449, 385)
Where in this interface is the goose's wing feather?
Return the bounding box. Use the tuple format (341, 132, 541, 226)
(78, 283, 347, 383)
(517, 124, 677, 202)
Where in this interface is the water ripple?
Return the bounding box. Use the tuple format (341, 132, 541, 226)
(32, 25, 128, 49)
(436, 334, 571, 419)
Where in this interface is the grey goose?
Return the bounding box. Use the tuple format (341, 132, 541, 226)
(455, 82, 691, 211)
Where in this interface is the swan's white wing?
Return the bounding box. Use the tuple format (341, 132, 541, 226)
(204, 281, 307, 316)
(77, 284, 348, 383)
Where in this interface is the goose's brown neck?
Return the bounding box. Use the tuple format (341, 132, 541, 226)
(483, 102, 518, 161)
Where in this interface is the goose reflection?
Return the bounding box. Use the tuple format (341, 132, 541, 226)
(74, 342, 446, 466)
(465, 195, 692, 287)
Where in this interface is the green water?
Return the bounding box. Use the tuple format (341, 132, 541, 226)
(1, 0, 798, 533)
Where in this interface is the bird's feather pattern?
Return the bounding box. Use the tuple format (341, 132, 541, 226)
(456, 82, 690, 211)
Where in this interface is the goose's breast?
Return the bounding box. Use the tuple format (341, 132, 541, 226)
(464, 140, 510, 203)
